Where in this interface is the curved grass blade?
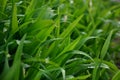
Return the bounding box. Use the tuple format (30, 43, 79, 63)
(60, 68, 66, 80)
(67, 74, 91, 80)
(70, 50, 94, 62)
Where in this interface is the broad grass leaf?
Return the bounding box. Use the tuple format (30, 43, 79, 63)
(0, 0, 7, 12)
(11, 4, 18, 34)
(28, 20, 53, 35)
(32, 71, 42, 80)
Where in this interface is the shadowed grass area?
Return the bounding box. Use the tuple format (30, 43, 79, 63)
(0, 0, 120, 80)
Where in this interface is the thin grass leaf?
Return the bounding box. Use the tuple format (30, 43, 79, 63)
(67, 74, 91, 80)
(70, 50, 94, 62)
(24, 58, 59, 67)
(100, 30, 114, 59)
(60, 68, 66, 80)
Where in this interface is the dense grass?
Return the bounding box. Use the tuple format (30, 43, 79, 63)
(0, 0, 120, 80)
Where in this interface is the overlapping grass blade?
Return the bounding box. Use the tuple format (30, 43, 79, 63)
(92, 60, 101, 80)
(0, 0, 119, 80)
(60, 15, 83, 38)
(2, 34, 26, 80)
(112, 70, 120, 80)
(55, 36, 95, 63)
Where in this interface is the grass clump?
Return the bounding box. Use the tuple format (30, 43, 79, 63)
(0, 0, 120, 80)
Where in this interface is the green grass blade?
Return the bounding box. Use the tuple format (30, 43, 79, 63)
(13, 34, 26, 64)
(11, 4, 18, 34)
(112, 70, 120, 80)
(60, 68, 66, 80)
(56, 36, 95, 59)
(0, 0, 7, 12)
(92, 60, 100, 80)
(2, 34, 26, 80)
(103, 60, 119, 72)
(70, 50, 94, 62)
(60, 15, 83, 39)
(55, 36, 81, 59)
(36, 24, 55, 42)
(24, 0, 36, 21)
(67, 74, 91, 80)
(100, 30, 114, 59)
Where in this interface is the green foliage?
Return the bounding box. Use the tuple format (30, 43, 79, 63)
(0, 0, 120, 80)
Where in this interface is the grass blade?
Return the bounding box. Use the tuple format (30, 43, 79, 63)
(2, 34, 26, 80)
(0, 0, 7, 12)
(100, 30, 114, 59)
(11, 4, 18, 34)
(112, 70, 120, 80)
(60, 15, 83, 39)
